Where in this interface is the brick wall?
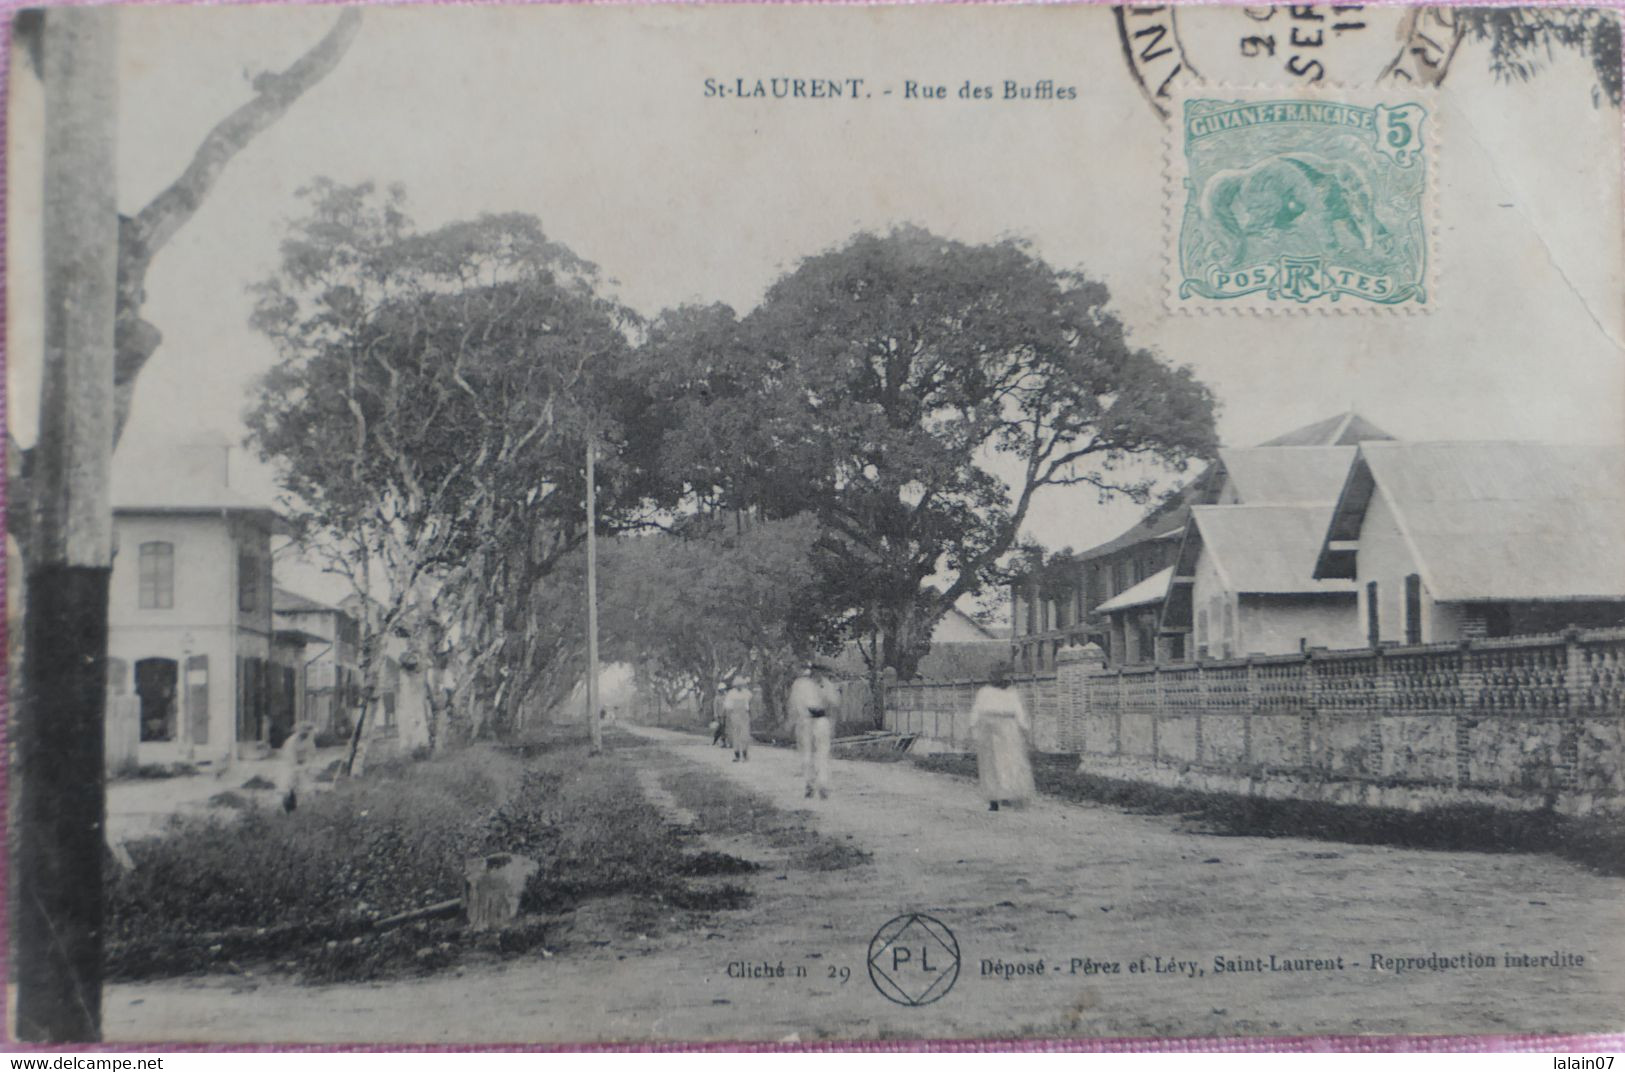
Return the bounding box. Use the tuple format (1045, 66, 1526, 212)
(885, 627, 1625, 815)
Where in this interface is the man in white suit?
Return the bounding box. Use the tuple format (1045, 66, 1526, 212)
(788, 664, 842, 799)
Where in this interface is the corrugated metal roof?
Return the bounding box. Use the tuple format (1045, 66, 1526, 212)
(1096, 566, 1175, 614)
(1217, 446, 1356, 505)
(1193, 505, 1356, 594)
(1072, 414, 1390, 564)
(1359, 441, 1625, 601)
(1258, 412, 1393, 447)
(273, 586, 337, 615)
(112, 487, 275, 514)
(1073, 473, 1215, 562)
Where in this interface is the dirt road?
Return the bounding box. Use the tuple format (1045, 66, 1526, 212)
(104, 727, 1625, 1044)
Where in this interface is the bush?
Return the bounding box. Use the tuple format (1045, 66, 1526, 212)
(106, 738, 757, 982)
(110, 761, 199, 782)
(108, 747, 525, 975)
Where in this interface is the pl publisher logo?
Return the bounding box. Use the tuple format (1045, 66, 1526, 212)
(867, 913, 960, 1006)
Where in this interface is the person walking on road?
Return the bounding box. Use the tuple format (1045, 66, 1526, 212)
(278, 721, 316, 813)
(722, 685, 753, 762)
(788, 664, 842, 799)
(971, 663, 1035, 812)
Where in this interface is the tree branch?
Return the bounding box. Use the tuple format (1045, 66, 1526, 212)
(127, 10, 363, 257)
(111, 10, 363, 446)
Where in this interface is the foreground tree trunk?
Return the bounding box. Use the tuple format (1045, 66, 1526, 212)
(7, 10, 363, 558)
(15, 7, 119, 1042)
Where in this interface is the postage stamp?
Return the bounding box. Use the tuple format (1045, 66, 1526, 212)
(1169, 89, 1434, 312)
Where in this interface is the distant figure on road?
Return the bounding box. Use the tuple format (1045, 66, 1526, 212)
(709, 695, 727, 746)
(789, 664, 842, 799)
(970, 663, 1035, 812)
(278, 721, 316, 813)
(722, 685, 753, 762)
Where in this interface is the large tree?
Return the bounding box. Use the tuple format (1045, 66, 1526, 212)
(645, 227, 1217, 681)
(8, 9, 363, 557)
(8, 10, 361, 1041)
(247, 182, 641, 755)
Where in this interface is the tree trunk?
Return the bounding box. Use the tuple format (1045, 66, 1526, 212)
(344, 602, 390, 776)
(15, 8, 118, 1043)
(585, 441, 602, 753)
(881, 600, 934, 682)
(753, 653, 792, 729)
(344, 642, 378, 777)
(6, 11, 363, 537)
(865, 629, 887, 728)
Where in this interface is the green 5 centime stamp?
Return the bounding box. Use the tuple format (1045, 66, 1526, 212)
(1175, 96, 1430, 309)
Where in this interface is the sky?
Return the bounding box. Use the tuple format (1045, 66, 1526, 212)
(8, 4, 1623, 606)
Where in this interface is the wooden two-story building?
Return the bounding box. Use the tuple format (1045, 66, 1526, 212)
(1010, 413, 1392, 670)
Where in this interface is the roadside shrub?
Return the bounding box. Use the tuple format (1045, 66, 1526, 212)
(107, 736, 756, 982)
(108, 747, 524, 954)
(110, 761, 199, 782)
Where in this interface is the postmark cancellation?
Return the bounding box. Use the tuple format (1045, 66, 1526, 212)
(1167, 86, 1436, 314)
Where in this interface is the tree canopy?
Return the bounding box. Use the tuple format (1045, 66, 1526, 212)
(642, 226, 1217, 679)
(247, 181, 647, 749)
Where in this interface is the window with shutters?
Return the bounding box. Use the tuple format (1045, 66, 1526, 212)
(1404, 574, 1422, 645)
(1367, 581, 1381, 647)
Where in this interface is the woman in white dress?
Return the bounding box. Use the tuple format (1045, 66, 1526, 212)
(723, 686, 752, 762)
(970, 663, 1035, 812)
(277, 721, 316, 813)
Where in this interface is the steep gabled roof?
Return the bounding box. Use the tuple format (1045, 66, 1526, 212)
(1216, 446, 1356, 505)
(1258, 412, 1393, 447)
(1314, 441, 1625, 601)
(1072, 469, 1219, 563)
(1191, 505, 1355, 595)
(936, 604, 997, 641)
(1069, 414, 1388, 566)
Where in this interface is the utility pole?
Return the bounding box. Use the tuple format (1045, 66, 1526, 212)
(586, 439, 601, 753)
(16, 6, 119, 1042)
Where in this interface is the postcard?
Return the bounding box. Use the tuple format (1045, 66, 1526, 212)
(6, 0, 1623, 1048)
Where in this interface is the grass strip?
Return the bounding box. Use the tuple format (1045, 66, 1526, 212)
(660, 765, 871, 872)
(837, 747, 1625, 876)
